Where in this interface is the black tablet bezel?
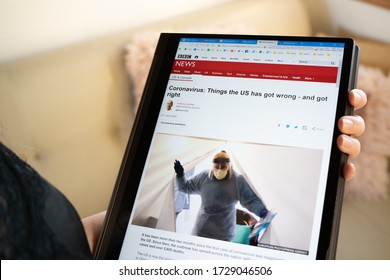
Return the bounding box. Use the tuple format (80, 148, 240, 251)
(94, 33, 359, 260)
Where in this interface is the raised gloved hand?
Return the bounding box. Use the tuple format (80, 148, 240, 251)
(174, 160, 184, 177)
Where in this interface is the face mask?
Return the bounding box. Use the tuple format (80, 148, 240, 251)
(213, 169, 228, 180)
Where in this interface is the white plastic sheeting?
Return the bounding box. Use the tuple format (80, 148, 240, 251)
(131, 133, 323, 251)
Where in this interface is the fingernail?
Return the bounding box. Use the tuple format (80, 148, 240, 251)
(342, 118, 355, 130)
(351, 89, 362, 104)
(341, 135, 354, 148)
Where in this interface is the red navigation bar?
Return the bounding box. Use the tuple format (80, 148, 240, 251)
(171, 60, 338, 83)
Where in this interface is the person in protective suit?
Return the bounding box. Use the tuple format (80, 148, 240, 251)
(174, 150, 268, 242)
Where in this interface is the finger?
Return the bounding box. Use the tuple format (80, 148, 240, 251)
(343, 162, 356, 181)
(349, 89, 367, 111)
(82, 211, 107, 254)
(338, 115, 365, 136)
(337, 134, 361, 158)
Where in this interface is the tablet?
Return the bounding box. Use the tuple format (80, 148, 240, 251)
(95, 33, 359, 260)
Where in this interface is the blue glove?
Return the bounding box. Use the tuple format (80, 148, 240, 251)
(174, 160, 184, 177)
(259, 209, 269, 219)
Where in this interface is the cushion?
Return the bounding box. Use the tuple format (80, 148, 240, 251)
(345, 65, 390, 200)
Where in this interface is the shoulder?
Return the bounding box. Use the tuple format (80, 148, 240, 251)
(183, 169, 209, 181)
(232, 170, 241, 179)
(235, 173, 249, 185)
(195, 170, 210, 180)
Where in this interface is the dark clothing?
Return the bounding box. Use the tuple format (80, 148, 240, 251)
(0, 142, 92, 259)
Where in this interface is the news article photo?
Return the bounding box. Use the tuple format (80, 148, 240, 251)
(131, 133, 323, 256)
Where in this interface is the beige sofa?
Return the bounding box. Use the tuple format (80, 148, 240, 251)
(1, 0, 389, 259)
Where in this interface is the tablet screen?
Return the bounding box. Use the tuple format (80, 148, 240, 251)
(96, 34, 358, 260)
